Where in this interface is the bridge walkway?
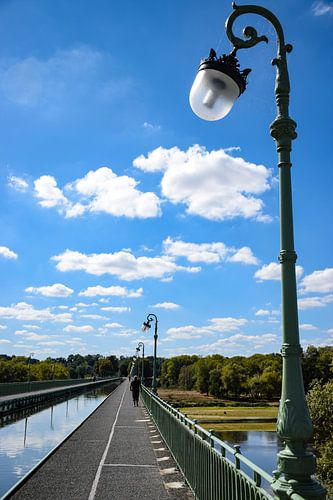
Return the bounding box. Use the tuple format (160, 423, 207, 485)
(8, 380, 194, 500)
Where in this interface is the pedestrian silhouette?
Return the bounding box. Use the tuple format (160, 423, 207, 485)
(130, 376, 141, 407)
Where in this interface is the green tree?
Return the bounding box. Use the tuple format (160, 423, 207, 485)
(178, 364, 195, 390)
(307, 380, 333, 496)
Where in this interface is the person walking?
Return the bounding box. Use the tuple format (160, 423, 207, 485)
(130, 375, 141, 407)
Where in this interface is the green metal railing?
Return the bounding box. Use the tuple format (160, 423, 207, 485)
(141, 386, 275, 500)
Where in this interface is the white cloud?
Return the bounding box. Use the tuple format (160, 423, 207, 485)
(299, 324, 317, 331)
(143, 122, 161, 133)
(79, 285, 143, 298)
(255, 262, 304, 281)
(63, 325, 94, 333)
(198, 333, 278, 354)
(38, 341, 66, 346)
(0, 246, 18, 260)
(0, 325, 8, 330)
(165, 316, 247, 341)
(208, 317, 248, 332)
(163, 237, 258, 265)
(75, 302, 98, 307)
(52, 248, 200, 281)
(0, 339, 10, 344)
(0, 302, 72, 322)
(151, 302, 180, 310)
(312, 1, 333, 15)
(163, 237, 229, 263)
(255, 309, 270, 316)
(25, 283, 74, 298)
(100, 306, 130, 313)
(227, 246, 259, 265)
(103, 323, 122, 328)
(15, 330, 50, 340)
(134, 145, 272, 221)
(34, 167, 161, 220)
(300, 268, 333, 294)
(298, 295, 333, 310)
(23, 324, 41, 330)
(68, 167, 161, 218)
(79, 314, 109, 320)
(8, 175, 29, 192)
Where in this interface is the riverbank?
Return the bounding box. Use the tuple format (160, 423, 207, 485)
(158, 388, 278, 432)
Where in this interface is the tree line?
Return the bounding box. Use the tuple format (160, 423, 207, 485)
(0, 353, 163, 383)
(160, 346, 333, 399)
(1, 346, 331, 396)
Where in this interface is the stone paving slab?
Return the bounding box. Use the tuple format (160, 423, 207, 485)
(9, 381, 194, 500)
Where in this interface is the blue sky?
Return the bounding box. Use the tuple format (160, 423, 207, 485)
(0, 0, 332, 360)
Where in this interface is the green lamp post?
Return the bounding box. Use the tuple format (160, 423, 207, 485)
(135, 347, 140, 377)
(137, 341, 145, 385)
(190, 3, 326, 499)
(142, 313, 158, 393)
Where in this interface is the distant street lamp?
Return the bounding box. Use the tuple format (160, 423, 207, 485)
(135, 348, 140, 377)
(142, 313, 158, 393)
(27, 352, 34, 388)
(189, 4, 325, 499)
(137, 342, 145, 385)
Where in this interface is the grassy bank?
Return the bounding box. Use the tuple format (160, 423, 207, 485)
(158, 388, 278, 432)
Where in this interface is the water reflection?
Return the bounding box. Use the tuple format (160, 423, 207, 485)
(0, 383, 118, 497)
(215, 430, 283, 476)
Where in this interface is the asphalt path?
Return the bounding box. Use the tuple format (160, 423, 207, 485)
(9, 380, 193, 500)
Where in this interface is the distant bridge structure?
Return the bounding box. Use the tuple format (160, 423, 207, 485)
(0, 380, 325, 499)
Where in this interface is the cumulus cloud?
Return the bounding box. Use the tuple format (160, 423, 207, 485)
(299, 324, 317, 331)
(33, 167, 161, 219)
(312, 1, 333, 15)
(134, 145, 272, 221)
(52, 248, 200, 281)
(79, 285, 143, 298)
(8, 175, 29, 192)
(0, 339, 11, 344)
(298, 295, 333, 310)
(15, 330, 50, 340)
(151, 302, 180, 310)
(255, 309, 270, 316)
(198, 333, 278, 354)
(79, 314, 109, 320)
(227, 246, 259, 265)
(63, 325, 94, 333)
(163, 238, 229, 263)
(165, 317, 247, 341)
(100, 306, 130, 313)
(25, 283, 74, 298)
(0, 246, 18, 259)
(163, 237, 258, 265)
(103, 322, 122, 328)
(0, 302, 72, 322)
(300, 268, 333, 294)
(254, 262, 304, 281)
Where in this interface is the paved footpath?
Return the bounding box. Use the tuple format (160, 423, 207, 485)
(9, 380, 194, 500)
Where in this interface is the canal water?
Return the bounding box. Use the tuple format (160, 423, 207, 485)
(0, 383, 118, 497)
(217, 430, 283, 475)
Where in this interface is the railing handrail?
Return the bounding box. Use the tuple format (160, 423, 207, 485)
(142, 385, 275, 498)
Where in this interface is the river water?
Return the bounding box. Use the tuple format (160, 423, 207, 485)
(0, 383, 118, 497)
(217, 430, 283, 476)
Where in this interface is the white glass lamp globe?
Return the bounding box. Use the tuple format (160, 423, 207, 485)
(190, 67, 240, 121)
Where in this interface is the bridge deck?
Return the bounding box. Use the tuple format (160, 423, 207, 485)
(8, 380, 193, 500)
